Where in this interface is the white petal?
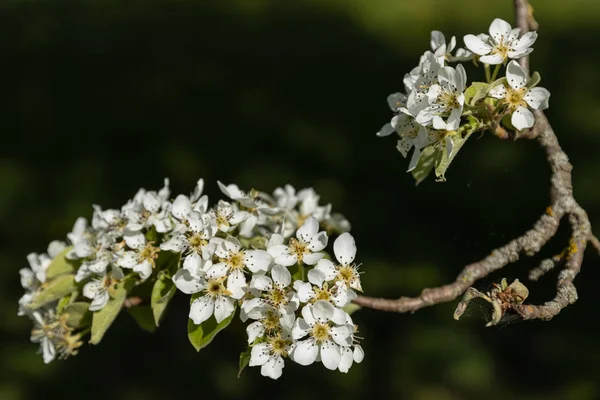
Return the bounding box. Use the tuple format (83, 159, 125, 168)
(300, 303, 316, 325)
(42, 338, 56, 364)
(307, 268, 326, 287)
(511, 106, 535, 130)
(267, 244, 288, 258)
(271, 264, 291, 287)
(89, 290, 110, 311)
(294, 281, 315, 303)
(88, 257, 109, 274)
(249, 343, 270, 366)
(246, 321, 265, 343)
(302, 252, 323, 266)
(308, 231, 328, 252)
(292, 339, 319, 366)
(189, 296, 214, 325)
(430, 30, 445, 50)
(524, 87, 550, 110)
(506, 60, 527, 89)
(445, 136, 454, 158)
(292, 317, 311, 340)
(316, 259, 337, 281)
(83, 280, 102, 299)
(172, 269, 205, 294)
(463, 34, 491, 55)
(229, 211, 249, 225)
(513, 31, 537, 51)
(274, 254, 297, 267)
(206, 262, 228, 279)
(338, 346, 354, 373)
(183, 252, 203, 276)
(172, 195, 192, 220)
(261, 356, 284, 380)
(376, 122, 394, 137)
(479, 53, 504, 65)
(312, 300, 334, 322)
(133, 259, 153, 279)
(214, 296, 235, 323)
(160, 235, 187, 252)
(407, 147, 421, 173)
(334, 232, 356, 265)
(353, 345, 365, 363)
(227, 269, 247, 300)
(320, 341, 341, 370)
(47, 240, 66, 258)
(488, 84, 507, 99)
(331, 325, 354, 346)
(332, 307, 349, 326)
(489, 18, 512, 41)
(296, 217, 319, 242)
(244, 250, 272, 273)
(124, 231, 146, 249)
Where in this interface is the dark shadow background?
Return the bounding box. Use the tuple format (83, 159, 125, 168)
(1, 0, 599, 399)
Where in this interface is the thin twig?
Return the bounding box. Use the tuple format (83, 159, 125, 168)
(353, 0, 595, 322)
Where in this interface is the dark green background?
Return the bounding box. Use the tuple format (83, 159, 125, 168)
(1, 0, 599, 399)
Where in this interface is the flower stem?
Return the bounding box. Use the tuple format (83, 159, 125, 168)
(484, 63, 491, 83)
(298, 261, 305, 281)
(490, 64, 501, 82)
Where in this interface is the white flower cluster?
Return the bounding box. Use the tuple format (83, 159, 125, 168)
(377, 18, 550, 175)
(18, 179, 363, 379)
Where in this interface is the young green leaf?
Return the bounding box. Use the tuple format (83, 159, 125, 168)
(89, 279, 133, 345)
(434, 131, 475, 182)
(63, 302, 91, 329)
(128, 305, 157, 333)
(464, 82, 489, 106)
(151, 273, 177, 327)
(411, 145, 441, 185)
(45, 246, 79, 280)
(187, 303, 237, 352)
(28, 275, 77, 309)
(238, 348, 252, 378)
(527, 71, 541, 89)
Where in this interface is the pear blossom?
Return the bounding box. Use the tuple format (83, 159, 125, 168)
(416, 63, 467, 127)
(464, 18, 537, 65)
(117, 237, 160, 279)
(83, 267, 124, 311)
(291, 301, 354, 370)
(295, 270, 355, 307)
(172, 256, 212, 294)
(30, 311, 57, 364)
(189, 263, 236, 324)
(243, 264, 299, 331)
(212, 237, 273, 299)
(314, 233, 363, 295)
(208, 200, 249, 233)
(267, 217, 328, 266)
(170, 179, 207, 223)
(160, 215, 218, 263)
(430, 30, 472, 62)
(249, 332, 292, 379)
(125, 179, 173, 233)
(488, 61, 550, 130)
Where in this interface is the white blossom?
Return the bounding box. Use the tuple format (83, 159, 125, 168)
(267, 217, 327, 266)
(291, 301, 353, 370)
(189, 263, 236, 324)
(430, 30, 472, 62)
(464, 18, 537, 65)
(488, 61, 550, 130)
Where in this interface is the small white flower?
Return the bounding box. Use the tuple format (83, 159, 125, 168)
(160, 215, 218, 262)
(430, 30, 472, 62)
(172, 257, 212, 294)
(83, 267, 124, 311)
(315, 233, 362, 294)
(117, 238, 160, 280)
(209, 200, 249, 233)
(30, 311, 57, 364)
(189, 264, 236, 324)
(290, 301, 353, 370)
(249, 332, 292, 380)
(464, 18, 537, 65)
(488, 61, 550, 130)
(295, 270, 354, 308)
(243, 265, 299, 331)
(416, 63, 467, 127)
(267, 217, 327, 266)
(212, 237, 273, 299)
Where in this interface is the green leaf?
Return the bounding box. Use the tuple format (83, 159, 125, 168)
(411, 145, 441, 185)
(343, 303, 362, 316)
(128, 305, 157, 333)
(89, 279, 133, 345)
(151, 273, 177, 327)
(56, 294, 71, 314)
(63, 302, 91, 329)
(527, 71, 541, 88)
(434, 131, 475, 182)
(28, 275, 77, 309)
(238, 349, 251, 378)
(45, 246, 79, 280)
(187, 301, 236, 352)
(464, 82, 489, 106)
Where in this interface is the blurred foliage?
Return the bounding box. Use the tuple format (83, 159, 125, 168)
(1, 0, 599, 399)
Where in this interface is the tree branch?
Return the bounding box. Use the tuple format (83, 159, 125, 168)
(354, 0, 596, 322)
